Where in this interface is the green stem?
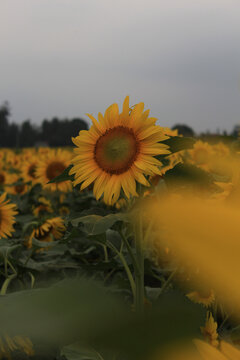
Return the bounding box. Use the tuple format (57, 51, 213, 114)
(119, 229, 140, 275)
(134, 211, 145, 314)
(106, 241, 136, 301)
(159, 268, 178, 296)
(102, 245, 109, 262)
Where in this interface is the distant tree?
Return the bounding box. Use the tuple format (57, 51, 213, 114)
(231, 125, 240, 137)
(40, 117, 88, 146)
(6, 123, 19, 148)
(172, 124, 195, 137)
(0, 102, 10, 147)
(19, 120, 36, 147)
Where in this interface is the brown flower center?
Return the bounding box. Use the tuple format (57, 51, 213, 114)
(15, 184, 25, 194)
(28, 164, 37, 179)
(94, 126, 140, 174)
(46, 161, 65, 180)
(0, 173, 5, 185)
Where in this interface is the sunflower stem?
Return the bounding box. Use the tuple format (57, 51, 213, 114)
(134, 210, 145, 314)
(106, 240, 136, 302)
(119, 229, 140, 275)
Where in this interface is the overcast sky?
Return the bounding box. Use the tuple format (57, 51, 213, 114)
(1, 0, 240, 133)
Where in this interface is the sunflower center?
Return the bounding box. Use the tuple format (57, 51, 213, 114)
(46, 162, 65, 180)
(94, 126, 140, 174)
(0, 174, 5, 185)
(28, 164, 37, 179)
(15, 184, 25, 194)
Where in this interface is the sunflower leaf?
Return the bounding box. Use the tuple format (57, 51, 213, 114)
(162, 136, 196, 153)
(71, 213, 129, 235)
(47, 164, 74, 183)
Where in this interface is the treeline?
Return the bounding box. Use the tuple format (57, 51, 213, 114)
(1, 101, 240, 148)
(0, 102, 88, 148)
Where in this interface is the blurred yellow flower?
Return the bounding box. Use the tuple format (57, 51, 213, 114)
(200, 312, 219, 347)
(0, 334, 34, 359)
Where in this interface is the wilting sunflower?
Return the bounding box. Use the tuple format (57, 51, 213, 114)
(27, 217, 65, 248)
(70, 96, 170, 205)
(36, 149, 72, 192)
(0, 193, 17, 239)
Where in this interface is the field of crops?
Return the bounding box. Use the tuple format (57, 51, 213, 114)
(1, 98, 240, 360)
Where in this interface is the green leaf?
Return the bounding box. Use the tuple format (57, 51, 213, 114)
(0, 279, 205, 360)
(31, 237, 59, 248)
(162, 136, 196, 153)
(61, 344, 104, 360)
(0, 243, 22, 258)
(71, 213, 128, 235)
(164, 163, 215, 187)
(48, 164, 74, 184)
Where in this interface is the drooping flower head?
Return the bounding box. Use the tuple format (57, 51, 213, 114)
(70, 97, 170, 205)
(27, 216, 66, 248)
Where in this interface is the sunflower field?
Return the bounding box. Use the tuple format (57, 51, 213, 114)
(1, 97, 240, 360)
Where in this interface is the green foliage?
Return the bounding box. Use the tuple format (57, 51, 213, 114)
(48, 165, 74, 183)
(162, 136, 196, 153)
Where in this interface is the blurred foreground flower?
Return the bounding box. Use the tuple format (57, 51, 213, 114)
(141, 192, 240, 317)
(0, 334, 34, 359)
(70, 96, 170, 205)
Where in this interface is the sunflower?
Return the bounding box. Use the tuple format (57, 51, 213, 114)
(6, 174, 28, 196)
(59, 206, 70, 216)
(70, 96, 170, 205)
(188, 140, 214, 170)
(0, 170, 11, 190)
(21, 157, 39, 184)
(0, 193, 17, 239)
(32, 197, 53, 217)
(194, 339, 240, 360)
(200, 312, 219, 347)
(0, 334, 34, 359)
(36, 149, 72, 192)
(27, 217, 65, 248)
(187, 289, 215, 307)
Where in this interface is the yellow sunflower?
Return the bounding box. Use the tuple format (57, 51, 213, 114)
(0, 193, 17, 239)
(27, 217, 65, 248)
(36, 149, 72, 192)
(33, 197, 53, 217)
(188, 140, 214, 170)
(200, 312, 219, 347)
(194, 339, 240, 360)
(0, 334, 34, 359)
(70, 96, 170, 205)
(187, 289, 215, 307)
(0, 170, 11, 190)
(6, 174, 28, 196)
(59, 206, 70, 216)
(21, 157, 39, 184)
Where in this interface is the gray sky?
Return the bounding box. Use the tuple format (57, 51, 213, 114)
(1, 0, 240, 133)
